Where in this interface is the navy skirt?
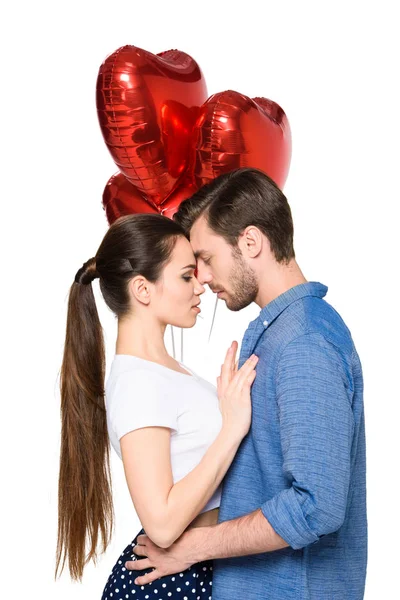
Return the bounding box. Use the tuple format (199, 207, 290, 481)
(101, 528, 213, 600)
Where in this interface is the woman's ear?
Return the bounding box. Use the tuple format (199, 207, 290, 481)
(129, 276, 151, 306)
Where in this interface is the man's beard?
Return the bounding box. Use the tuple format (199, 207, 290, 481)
(225, 247, 259, 312)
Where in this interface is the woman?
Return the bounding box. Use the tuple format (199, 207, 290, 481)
(55, 213, 258, 599)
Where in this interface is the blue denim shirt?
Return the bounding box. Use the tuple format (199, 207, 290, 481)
(212, 282, 367, 600)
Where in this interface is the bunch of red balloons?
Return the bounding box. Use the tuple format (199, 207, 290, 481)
(97, 45, 292, 224)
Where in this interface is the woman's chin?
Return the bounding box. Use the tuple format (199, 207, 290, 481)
(169, 314, 198, 329)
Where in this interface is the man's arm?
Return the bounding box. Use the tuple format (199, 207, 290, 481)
(126, 509, 288, 584)
(259, 332, 354, 549)
(181, 508, 289, 563)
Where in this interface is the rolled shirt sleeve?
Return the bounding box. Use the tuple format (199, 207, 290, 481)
(261, 332, 355, 549)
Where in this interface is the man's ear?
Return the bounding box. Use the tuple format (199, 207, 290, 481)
(129, 276, 151, 306)
(240, 226, 264, 258)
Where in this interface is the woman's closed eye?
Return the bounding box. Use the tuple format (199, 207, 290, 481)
(182, 268, 195, 281)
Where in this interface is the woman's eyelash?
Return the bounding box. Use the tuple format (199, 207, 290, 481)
(182, 275, 193, 281)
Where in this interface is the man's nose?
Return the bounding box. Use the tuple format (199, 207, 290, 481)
(196, 264, 213, 286)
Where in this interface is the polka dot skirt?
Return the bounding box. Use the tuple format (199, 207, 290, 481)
(101, 528, 213, 600)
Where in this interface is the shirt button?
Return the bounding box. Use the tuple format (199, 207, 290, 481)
(263, 320, 269, 327)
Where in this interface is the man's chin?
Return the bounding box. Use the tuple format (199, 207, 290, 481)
(224, 294, 255, 312)
(214, 290, 252, 311)
(224, 297, 245, 312)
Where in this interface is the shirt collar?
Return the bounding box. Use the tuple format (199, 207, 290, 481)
(258, 281, 328, 327)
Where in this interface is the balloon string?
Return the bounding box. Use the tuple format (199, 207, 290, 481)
(180, 327, 184, 363)
(208, 296, 219, 343)
(171, 325, 176, 359)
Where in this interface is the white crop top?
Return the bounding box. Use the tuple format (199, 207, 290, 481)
(105, 354, 223, 514)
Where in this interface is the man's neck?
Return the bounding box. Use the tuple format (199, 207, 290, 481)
(255, 259, 307, 308)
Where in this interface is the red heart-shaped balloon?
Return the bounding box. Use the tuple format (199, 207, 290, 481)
(101, 90, 292, 225)
(192, 90, 291, 190)
(97, 45, 208, 206)
(103, 172, 196, 223)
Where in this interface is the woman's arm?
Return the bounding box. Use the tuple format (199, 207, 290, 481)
(120, 350, 258, 548)
(120, 422, 242, 548)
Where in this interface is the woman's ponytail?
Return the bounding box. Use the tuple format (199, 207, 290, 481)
(55, 257, 114, 581)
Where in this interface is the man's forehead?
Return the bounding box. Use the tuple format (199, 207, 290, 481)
(190, 216, 216, 250)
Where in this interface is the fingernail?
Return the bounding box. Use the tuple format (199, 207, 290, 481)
(135, 578, 139, 584)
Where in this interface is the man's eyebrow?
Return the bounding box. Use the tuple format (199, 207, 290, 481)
(194, 250, 209, 259)
(181, 264, 197, 270)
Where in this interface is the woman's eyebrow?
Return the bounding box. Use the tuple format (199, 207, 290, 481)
(181, 264, 197, 270)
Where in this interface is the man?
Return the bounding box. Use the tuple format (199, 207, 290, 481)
(125, 168, 367, 599)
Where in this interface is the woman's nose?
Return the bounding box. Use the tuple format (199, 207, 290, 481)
(194, 277, 206, 295)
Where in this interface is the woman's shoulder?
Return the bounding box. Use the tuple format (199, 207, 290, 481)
(106, 360, 181, 438)
(107, 357, 172, 389)
(105, 360, 177, 419)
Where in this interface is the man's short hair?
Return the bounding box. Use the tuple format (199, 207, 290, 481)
(173, 168, 295, 263)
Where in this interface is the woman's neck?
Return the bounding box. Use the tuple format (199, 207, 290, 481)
(116, 315, 169, 362)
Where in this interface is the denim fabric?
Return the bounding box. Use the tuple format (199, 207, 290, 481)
(212, 282, 367, 600)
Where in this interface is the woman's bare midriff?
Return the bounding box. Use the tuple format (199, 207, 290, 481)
(186, 507, 219, 530)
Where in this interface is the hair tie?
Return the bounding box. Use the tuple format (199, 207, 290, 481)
(74, 257, 99, 285)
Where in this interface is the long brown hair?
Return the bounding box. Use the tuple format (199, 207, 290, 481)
(55, 213, 185, 581)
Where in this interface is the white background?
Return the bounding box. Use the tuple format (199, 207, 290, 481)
(1, 1, 398, 598)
